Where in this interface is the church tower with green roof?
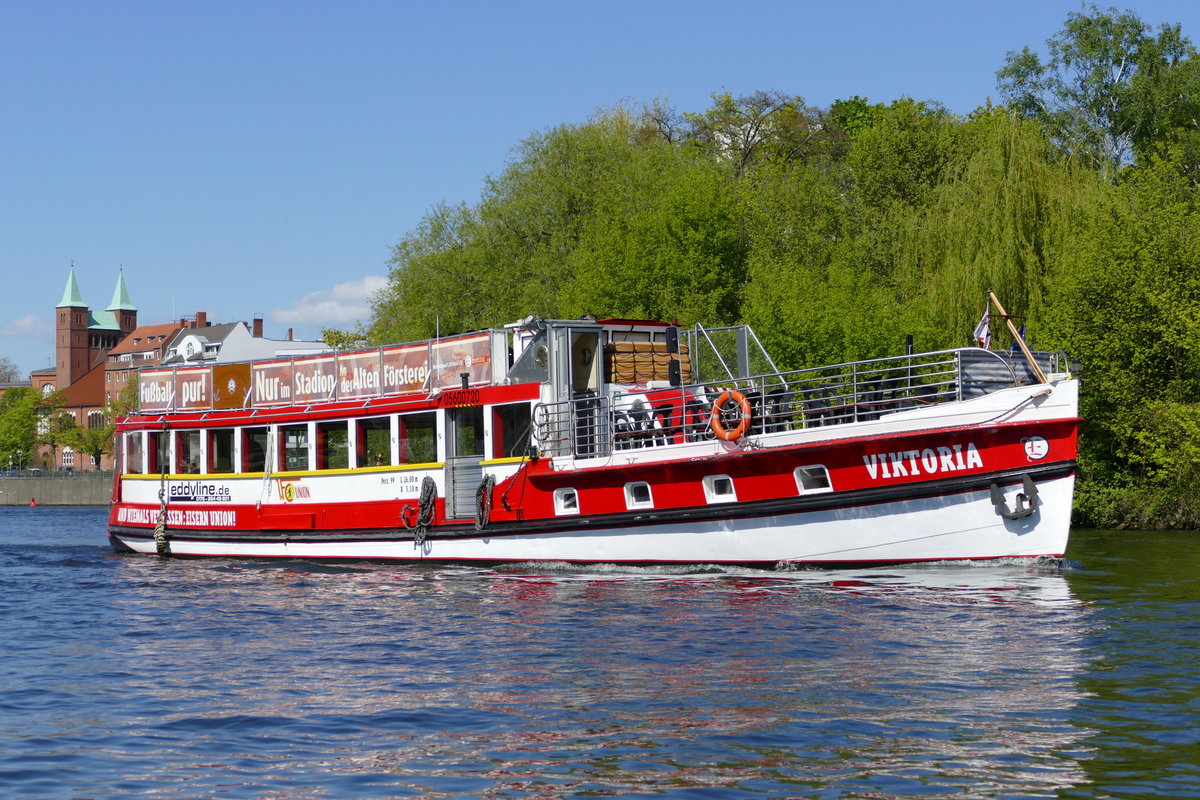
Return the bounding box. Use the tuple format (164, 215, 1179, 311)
(54, 269, 137, 388)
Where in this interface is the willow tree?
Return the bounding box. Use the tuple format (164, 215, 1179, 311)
(888, 110, 1103, 348)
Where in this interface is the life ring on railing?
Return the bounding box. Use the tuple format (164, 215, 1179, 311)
(710, 390, 752, 441)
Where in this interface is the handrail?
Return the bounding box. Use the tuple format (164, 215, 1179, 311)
(534, 347, 1054, 459)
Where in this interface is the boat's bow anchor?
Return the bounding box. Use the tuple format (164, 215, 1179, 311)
(991, 475, 1040, 520)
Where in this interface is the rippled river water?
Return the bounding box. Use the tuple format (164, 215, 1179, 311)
(1, 506, 1197, 799)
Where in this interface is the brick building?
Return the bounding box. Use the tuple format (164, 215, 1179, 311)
(28, 270, 139, 470)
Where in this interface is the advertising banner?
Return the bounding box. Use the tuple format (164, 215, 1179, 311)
(337, 350, 382, 400)
(381, 343, 431, 395)
(431, 334, 492, 388)
(139, 369, 175, 413)
(252, 360, 294, 407)
(212, 363, 252, 409)
(292, 355, 337, 405)
(174, 367, 212, 411)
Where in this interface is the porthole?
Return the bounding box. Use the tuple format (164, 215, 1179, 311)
(702, 474, 737, 504)
(794, 465, 832, 495)
(553, 487, 579, 515)
(624, 481, 653, 510)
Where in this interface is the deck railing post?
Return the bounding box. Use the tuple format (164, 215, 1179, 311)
(955, 351, 963, 402)
(851, 363, 859, 424)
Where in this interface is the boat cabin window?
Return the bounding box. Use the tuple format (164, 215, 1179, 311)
(356, 417, 391, 467)
(280, 424, 309, 471)
(125, 432, 144, 474)
(146, 431, 168, 474)
(172, 431, 200, 474)
(209, 429, 235, 474)
(493, 403, 532, 458)
(399, 412, 436, 464)
(449, 406, 484, 458)
(242, 427, 269, 473)
(703, 474, 737, 504)
(553, 487, 579, 515)
(316, 421, 349, 470)
(794, 465, 832, 494)
(624, 481, 653, 510)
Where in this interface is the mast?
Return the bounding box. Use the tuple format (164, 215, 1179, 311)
(987, 290, 1048, 384)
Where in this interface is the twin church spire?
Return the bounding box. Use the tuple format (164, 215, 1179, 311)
(57, 267, 137, 313)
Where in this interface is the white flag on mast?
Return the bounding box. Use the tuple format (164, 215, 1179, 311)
(973, 310, 991, 349)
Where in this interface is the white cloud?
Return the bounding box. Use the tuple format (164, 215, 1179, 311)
(269, 275, 388, 327)
(1, 314, 54, 339)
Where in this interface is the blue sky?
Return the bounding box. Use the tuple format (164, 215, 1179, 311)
(3, 0, 1198, 378)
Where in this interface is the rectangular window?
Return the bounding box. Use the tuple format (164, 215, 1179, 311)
(316, 421, 349, 470)
(209, 429, 235, 474)
(175, 431, 201, 474)
(281, 424, 309, 471)
(126, 432, 144, 474)
(794, 465, 832, 494)
(702, 474, 737, 504)
(399, 412, 436, 464)
(493, 403, 532, 458)
(624, 481, 653, 510)
(146, 431, 169, 474)
(450, 407, 484, 457)
(356, 417, 391, 467)
(553, 487, 579, 515)
(243, 426, 269, 473)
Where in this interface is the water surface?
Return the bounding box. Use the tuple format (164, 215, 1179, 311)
(1, 507, 1196, 798)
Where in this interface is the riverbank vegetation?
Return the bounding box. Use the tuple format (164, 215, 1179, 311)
(360, 6, 1200, 529)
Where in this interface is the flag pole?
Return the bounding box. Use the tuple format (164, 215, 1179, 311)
(987, 290, 1048, 384)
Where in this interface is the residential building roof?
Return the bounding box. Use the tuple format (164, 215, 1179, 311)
(107, 322, 184, 357)
(59, 363, 106, 408)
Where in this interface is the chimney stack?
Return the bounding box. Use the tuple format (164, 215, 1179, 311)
(195, 311, 207, 328)
(253, 316, 264, 338)
(287, 328, 293, 341)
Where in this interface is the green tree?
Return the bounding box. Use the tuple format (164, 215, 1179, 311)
(997, 5, 1196, 178)
(681, 91, 838, 173)
(40, 409, 77, 469)
(738, 159, 895, 369)
(0, 387, 39, 469)
(1045, 146, 1200, 526)
(890, 109, 1103, 343)
(320, 323, 370, 350)
(67, 424, 113, 470)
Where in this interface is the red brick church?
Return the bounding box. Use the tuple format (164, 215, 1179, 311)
(29, 269, 140, 470)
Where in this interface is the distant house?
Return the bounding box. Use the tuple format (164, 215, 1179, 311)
(160, 311, 328, 366)
(103, 321, 187, 403)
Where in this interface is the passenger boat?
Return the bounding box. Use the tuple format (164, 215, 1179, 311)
(108, 300, 1080, 566)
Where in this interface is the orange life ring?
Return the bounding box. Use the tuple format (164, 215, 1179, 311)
(710, 390, 752, 441)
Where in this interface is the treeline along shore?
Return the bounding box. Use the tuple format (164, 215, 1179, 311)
(357, 8, 1200, 530)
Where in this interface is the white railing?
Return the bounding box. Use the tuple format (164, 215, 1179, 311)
(533, 348, 1061, 459)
